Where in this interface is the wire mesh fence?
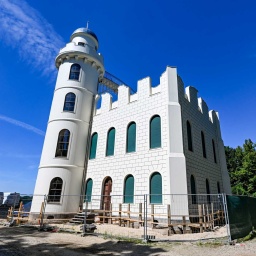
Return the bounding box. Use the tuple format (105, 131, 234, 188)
(1, 193, 229, 241)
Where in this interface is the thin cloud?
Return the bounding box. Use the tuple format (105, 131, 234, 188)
(0, 114, 45, 136)
(0, 0, 64, 76)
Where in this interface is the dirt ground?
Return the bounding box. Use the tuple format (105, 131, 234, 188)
(0, 224, 256, 256)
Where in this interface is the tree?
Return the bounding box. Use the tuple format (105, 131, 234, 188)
(225, 139, 256, 197)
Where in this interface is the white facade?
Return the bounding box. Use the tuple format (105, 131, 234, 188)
(31, 27, 231, 217)
(86, 66, 231, 213)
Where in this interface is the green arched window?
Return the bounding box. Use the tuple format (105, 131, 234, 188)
(206, 179, 211, 204)
(106, 128, 116, 156)
(85, 179, 93, 202)
(150, 172, 162, 204)
(187, 121, 193, 151)
(89, 133, 98, 159)
(217, 181, 221, 194)
(150, 115, 161, 149)
(126, 122, 136, 153)
(123, 175, 134, 203)
(201, 131, 207, 158)
(190, 175, 197, 204)
(212, 139, 217, 163)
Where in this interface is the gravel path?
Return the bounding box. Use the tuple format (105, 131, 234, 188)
(0, 225, 256, 256)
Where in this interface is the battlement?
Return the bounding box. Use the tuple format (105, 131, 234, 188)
(95, 67, 220, 126)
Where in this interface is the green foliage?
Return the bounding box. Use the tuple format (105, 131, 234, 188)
(225, 139, 256, 196)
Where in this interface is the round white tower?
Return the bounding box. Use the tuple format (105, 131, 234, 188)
(31, 28, 104, 217)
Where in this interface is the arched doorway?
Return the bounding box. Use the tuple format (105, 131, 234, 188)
(101, 177, 112, 211)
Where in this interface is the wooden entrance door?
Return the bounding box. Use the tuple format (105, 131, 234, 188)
(102, 177, 112, 211)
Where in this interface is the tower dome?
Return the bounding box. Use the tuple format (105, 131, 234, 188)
(71, 27, 98, 42)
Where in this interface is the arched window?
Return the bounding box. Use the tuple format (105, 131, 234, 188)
(190, 175, 197, 204)
(187, 121, 193, 151)
(106, 128, 116, 156)
(48, 177, 63, 202)
(69, 64, 81, 80)
(85, 179, 93, 202)
(201, 131, 207, 158)
(123, 175, 134, 203)
(55, 129, 70, 157)
(206, 179, 211, 204)
(150, 172, 162, 204)
(89, 133, 98, 159)
(212, 139, 217, 163)
(126, 122, 136, 153)
(150, 115, 161, 149)
(217, 181, 221, 194)
(63, 93, 76, 112)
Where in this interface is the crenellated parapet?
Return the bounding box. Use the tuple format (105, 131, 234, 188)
(96, 75, 161, 114)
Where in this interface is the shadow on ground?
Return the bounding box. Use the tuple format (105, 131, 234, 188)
(0, 226, 167, 256)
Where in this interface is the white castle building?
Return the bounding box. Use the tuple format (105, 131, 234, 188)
(31, 27, 231, 217)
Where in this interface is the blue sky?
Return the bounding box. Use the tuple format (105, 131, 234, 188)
(0, 0, 255, 194)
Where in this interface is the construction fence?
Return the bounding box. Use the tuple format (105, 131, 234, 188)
(2, 193, 230, 241)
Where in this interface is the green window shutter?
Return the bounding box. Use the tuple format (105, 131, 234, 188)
(127, 122, 136, 153)
(187, 121, 193, 151)
(206, 179, 211, 204)
(190, 175, 197, 204)
(150, 172, 162, 204)
(106, 128, 115, 156)
(124, 175, 134, 203)
(89, 133, 98, 159)
(150, 116, 161, 149)
(85, 179, 93, 202)
(212, 139, 217, 163)
(201, 131, 207, 158)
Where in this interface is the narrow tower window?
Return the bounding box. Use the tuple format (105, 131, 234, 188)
(126, 122, 136, 153)
(150, 172, 162, 204)
(123, 175, 134, 203)
(106, 128, 116, 156)
(89, 133, 98, 159)
(69, 64, 81, 80)
(187, 121, 193, 151)
(48, 177, 63, 203)
(212, 139, 217, 163)
(150, 115, 161, 149)
(201, 131, 207, 158)
(63, 92, 76, 112)
(55, 129, 70, 157)
(85, 179, 93, 202)
(206, 179, 211, 204)
(190, 175, 197, 204)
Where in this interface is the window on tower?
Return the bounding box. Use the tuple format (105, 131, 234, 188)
(55, 129, 70, 157)
(63, 93, 76, 112)
(48, 177, 63, 203)
(69, 64, 81, 80)
(78, 42, 85, 46)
